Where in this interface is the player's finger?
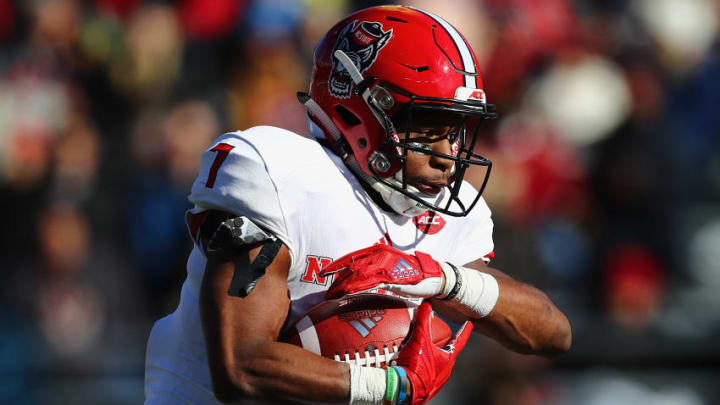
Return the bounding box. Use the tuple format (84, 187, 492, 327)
(320, 250, 365, 276)
(320, 244, 385, 276)
(411, 302, 433, 335)
(384, 278, 443, 298)
(319, 265, 346, 276)
(325, 271, 380, 298)
(319, 259, 350, 276)
(384, 284, 426, 298)
(324, 270, 355, 298)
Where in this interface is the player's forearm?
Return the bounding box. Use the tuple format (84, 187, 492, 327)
(201, 247, 352, 403)
(473, 273, 571, 356)
(210, 340, 350, 403)
(433, 263, 571, 356)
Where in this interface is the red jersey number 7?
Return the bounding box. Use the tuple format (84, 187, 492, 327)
(205, 143, 235, 188)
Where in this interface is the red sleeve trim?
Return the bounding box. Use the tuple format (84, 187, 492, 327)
(483, 251, 495, 262)
(186, 211, 208, 241)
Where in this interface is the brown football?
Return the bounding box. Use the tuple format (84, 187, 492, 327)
(281, 293, 451, 368)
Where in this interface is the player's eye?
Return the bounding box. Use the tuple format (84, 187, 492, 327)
(424, 129, 445, 137)
(415, 128, 448, 139)
(407, 142, 431, 154)
(447, 129, 460, 144)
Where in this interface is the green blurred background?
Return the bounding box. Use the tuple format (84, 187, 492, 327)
(1, 0, 719, 404)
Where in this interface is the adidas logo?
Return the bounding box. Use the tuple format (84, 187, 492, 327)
(391, 258, 420, 280)
(347, 315, 382, 337)
(340, 310, 385, 337)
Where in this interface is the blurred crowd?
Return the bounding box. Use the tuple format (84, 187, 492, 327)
(1, 0, 719, 404)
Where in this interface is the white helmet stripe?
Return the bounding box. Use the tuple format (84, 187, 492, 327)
(408, 7, 477, 89)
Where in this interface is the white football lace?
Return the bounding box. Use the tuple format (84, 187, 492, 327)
(333, 344, 400, 367)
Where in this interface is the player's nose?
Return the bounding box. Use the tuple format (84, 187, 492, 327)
(429, 139, 454, 173)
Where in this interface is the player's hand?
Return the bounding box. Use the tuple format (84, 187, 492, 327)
(395, 302, 473, 405)
(320, 244, 445, 300)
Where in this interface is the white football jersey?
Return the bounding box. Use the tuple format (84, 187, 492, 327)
(144, 126, 494, 404)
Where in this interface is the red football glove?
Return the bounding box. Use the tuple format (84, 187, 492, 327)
(396, 302, 473, 405)
(320, 244, 445, 300)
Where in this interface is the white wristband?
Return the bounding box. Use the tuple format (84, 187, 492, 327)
(447, 265, 499, 319)
(348, 364, 386, 405)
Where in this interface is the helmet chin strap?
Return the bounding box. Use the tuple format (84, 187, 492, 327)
(350, 158, 433, 217)
(383, 171, 447, 217)
(381, 186, 432, 217)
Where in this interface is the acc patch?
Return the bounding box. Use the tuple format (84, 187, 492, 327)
(454, 87, 487, 103)
(413, 211, 446, 235)
(329, 19, 393, 98)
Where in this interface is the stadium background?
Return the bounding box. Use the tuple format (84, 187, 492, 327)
(1, 0, 719, 403)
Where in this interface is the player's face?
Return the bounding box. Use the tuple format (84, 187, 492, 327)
(402, 126, 458, 196)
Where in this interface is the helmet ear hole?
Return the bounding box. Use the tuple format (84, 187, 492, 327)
(334, 105, 362, 126)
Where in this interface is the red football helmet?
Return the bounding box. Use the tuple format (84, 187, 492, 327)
(300, 5, 496, 217)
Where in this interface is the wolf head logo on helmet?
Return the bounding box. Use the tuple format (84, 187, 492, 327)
(329, 20, 393, 99)
(302, 6, 497, 217)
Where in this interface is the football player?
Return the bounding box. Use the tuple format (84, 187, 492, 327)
(145, 6, 571, 405)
